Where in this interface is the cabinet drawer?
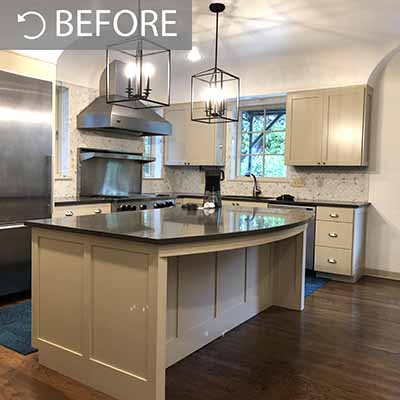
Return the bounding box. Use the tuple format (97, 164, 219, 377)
(53, 204, 112, 218)
(315, 246, 352, 276)
(223, 201, 268, 208)
(316, 221, 353, 249)
(176, 198, 204, 206)
(317, 207, 354, 223)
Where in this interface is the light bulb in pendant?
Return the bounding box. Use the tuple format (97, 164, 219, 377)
(142, 63, 155, 78)
(124, 63, 137, 79)
(204, 86, 226, 103)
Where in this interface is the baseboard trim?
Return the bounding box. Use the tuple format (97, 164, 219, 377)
(365, 269, 400, 282)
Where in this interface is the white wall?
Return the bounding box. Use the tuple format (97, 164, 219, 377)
(56, 45, 389, 99)
(170, 45, 387, 103)
(366, 52, 400, 275)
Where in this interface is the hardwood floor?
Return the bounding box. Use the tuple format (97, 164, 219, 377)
(1, 277, 400, 399)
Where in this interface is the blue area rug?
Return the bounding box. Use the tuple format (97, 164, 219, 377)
(305, 275, 329, 297)
(0, 301, 37, 355)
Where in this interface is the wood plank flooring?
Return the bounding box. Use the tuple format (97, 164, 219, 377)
(1, 277, 400, 399)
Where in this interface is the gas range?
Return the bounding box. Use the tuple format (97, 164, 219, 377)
(107, 194, 176, 213)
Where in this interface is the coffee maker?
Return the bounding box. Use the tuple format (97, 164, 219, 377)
(203, 168, 225, 208)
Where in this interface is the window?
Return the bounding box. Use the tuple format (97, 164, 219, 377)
(237, 106, 286, 178)
(144, 136, 163, 179)
(55, 84, 70, 177)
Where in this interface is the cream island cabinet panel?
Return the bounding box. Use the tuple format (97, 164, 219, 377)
(164, 103, 225, 167)
(28, 206, 311, 400)
(286, 85, 372, 167)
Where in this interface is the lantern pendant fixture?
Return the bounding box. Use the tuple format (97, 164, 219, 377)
(191, 3, 240, 124)
(105, 0, 171, 110)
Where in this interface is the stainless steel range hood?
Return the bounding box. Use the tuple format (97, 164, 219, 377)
(77, 96, 172, 137)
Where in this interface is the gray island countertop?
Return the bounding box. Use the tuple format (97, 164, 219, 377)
(26, 206, 313, 244)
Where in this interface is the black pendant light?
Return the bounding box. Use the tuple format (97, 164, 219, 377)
(105, 0, 171, 109)
(191, 3, 240, 124)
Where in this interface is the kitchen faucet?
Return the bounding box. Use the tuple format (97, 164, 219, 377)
(245, 173, 262, 198)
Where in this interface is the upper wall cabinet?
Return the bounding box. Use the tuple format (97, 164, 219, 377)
(164, 103, 225, 167)
(286, 85, 372, 167)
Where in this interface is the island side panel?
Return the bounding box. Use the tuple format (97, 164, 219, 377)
(166, 232, 306, 367)
(271, 231, 306, 311)
(166, 245, 274, 367)
(31, 228, 168, 400)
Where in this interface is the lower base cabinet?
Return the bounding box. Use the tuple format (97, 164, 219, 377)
(315, 206, 367, 282)
(53, 203, 112, 218)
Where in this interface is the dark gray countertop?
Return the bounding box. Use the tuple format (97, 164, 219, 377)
(26, 206, 313, 244)
(54, 193, 370, 209)
(54, 194, 173, 206)
(172, 193, 370, 209)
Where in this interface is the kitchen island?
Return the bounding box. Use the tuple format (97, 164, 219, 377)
(26, 206, 312, 400)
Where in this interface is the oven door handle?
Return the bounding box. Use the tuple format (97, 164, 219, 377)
(0, 223, 26, 230)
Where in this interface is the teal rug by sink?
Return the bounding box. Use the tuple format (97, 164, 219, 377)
(305, 275, 329, 297)
(0, 301, 37, 355)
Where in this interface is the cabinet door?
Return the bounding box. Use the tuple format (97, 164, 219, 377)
(323, 86, 367, 166)
(164, 103, 224, 166)
(164, 106, 187, 166)
(286, 92, 324, 166)
(185, 104, 217, 165)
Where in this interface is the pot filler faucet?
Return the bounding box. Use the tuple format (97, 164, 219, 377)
(245, 173, 262, 198)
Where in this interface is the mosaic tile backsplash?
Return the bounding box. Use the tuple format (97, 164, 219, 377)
(142, 166, 369, 202)
(56, 83, 369, 202)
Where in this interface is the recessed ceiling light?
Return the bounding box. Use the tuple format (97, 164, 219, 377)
(187, 46, 202, 62)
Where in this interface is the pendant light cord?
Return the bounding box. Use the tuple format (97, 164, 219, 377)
(138, 0, 142, 37)
(214, 11, 219, 70)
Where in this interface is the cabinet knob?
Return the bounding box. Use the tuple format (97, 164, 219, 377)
(328, 258, 337, 264)
(65, 211, 74, 217)
(329, 213, 339, 218)
(94, 209, 102, 214)
(328, 233, 338, 238)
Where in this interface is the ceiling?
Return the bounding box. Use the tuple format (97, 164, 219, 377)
(14, 0, 400, 62)
(188, 0, 400, 59)
(13, 0, 400, 97)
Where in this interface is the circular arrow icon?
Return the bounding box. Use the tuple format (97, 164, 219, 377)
(17, 11, 46, 40)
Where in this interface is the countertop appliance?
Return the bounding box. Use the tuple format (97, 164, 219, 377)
(268, 203, 316, 271)
(0, 71, 52, 296)
(78, 148, 175, 212)
(203, 168, 225, 208)
(276, 194, 295, 202)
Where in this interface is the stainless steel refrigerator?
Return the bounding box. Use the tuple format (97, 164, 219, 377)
(0, 71, 52, 296)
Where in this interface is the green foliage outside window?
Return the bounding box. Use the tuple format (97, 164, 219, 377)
(238, 107, 286, 178)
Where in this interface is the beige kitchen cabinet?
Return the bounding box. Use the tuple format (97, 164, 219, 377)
(175, 198, 269, 209)
(286, 85, 372, 167)
(286, 91, 324, 166)
(315, 206, 367, 282)
(164, 102, 225, 167)
(53, 203, 112, 218)
(222, 200, 269, 208)
(175, 197, 204, 207)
